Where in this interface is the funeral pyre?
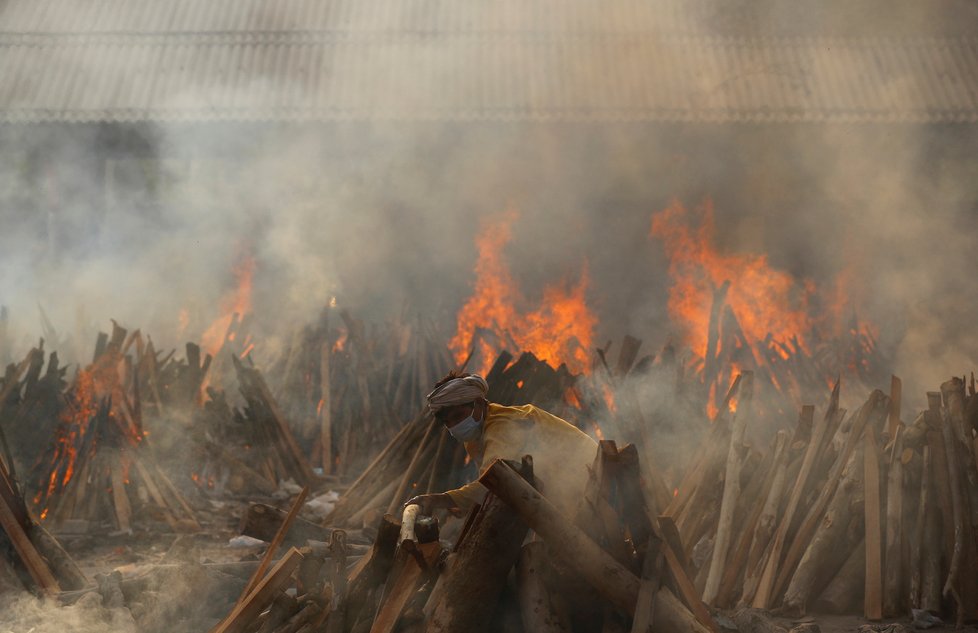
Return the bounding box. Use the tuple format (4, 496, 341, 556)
(0, 206, 975, 633)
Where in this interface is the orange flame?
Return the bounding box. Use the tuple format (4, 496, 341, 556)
(201, 253, 255, 356)
(450, 210, 597, 375)
(650, 199, 816, 359)
(332, 329, 348, 353)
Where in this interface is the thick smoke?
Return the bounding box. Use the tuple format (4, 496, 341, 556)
(0, 0, 975, 400)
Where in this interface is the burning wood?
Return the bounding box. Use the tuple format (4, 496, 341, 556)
(23, 323, 200, 534)
(0, 423, 85, 595)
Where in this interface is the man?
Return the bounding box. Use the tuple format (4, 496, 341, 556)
(406, 371, 598, 518)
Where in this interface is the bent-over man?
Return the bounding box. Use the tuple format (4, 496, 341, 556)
(406, 371, 597, 518)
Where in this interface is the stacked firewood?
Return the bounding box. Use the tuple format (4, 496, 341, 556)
(216, 442, 715, 633)
(689, 284, 888, 435)
(265, 308, 454, 478)
(0, 424, 87, 595)
(25, 323, 200, 534)
(668, 371, 978, 626)
(190, 356, 319, 496)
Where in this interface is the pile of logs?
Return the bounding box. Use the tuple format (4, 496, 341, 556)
(265, 307, 454, 478)
(24, 323, 200, 534)
(687, 284, 888, 437)
(218, 443, 717, 633)
(668, 371, 978, 626)
(0, 423, 86, 595)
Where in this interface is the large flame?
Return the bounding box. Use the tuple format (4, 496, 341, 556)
(201, 252, 255, 356)
(650, 199, 817, 359)
(450, 210, 597, 375)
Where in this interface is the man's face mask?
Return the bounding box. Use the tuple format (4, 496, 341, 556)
(448, 403, 483, 442)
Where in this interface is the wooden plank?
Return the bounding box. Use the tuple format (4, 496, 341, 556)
(657, 516, 718, 633)
(0, 481, 60, 594)
(703, 372, 753, 604)
(752, 385, 839, 608)
(772, 389, 886, 602)
(883, 426, 904, 616)
(109, 456, 132, 533)
(631, 537, 664, 633)
(239, 486, 309, 601)
(210, 548, 304, 633)
(887, 375, 902, 441)
(863, 427, 883, 620)
(370, 542, 441, 633)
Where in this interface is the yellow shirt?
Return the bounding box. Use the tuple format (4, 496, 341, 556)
(445, 403, 598, 517)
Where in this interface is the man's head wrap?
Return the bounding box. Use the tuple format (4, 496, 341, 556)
(425, 374, 489, 414)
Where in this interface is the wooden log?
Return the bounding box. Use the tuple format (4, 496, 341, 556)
(0, 479, 60, 594)
(239, 487, 309, 601)
(883, 426, 904, 616)
(478, 458, 710, 633)
(344, 515, 402, 627)
(631, 535, 664, 633)
(751, 384, 839, 609)
(575, 441, 633, 568)
(863, 428, 883, 621)
(772, 390, 887, 603)
(29, 523, 87, 591)
(924, 395, 955, 564)
(516, 542, 571, 633)
(656, 516, 717, 632)
(919, 466, 943, 615)
(939, 379, 969, 625)
(369, 541, 442, 633)
(781, 443, 866, 616)
(424, 457, 533, 633)
(703, 372, 753, 604)
(211, 547, 304, 633)
(909, 446, 930, 610)
(887, 376, 902, 442)
(739, 431, 791, 607)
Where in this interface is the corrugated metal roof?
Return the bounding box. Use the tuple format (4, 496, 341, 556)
(1, 1, 977, 123)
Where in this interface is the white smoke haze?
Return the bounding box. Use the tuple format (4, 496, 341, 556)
(0, 593, 136, 633)
(0, 2, 976, 631)
(0, 3, 974, 444)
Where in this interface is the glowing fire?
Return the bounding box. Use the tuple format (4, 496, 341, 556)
(201, 252, 255, 356)
(450, 210, 597, 375)
(332, 329, 348, 353)
(650, 199, 816, 359)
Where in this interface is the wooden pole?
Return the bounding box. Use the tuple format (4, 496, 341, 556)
(320, 339, 332, 476)
(864, 428, 883, 620)
(703, 372, 752, 604)
(479, 459, 709, 633)
(424, 458, 533, 633)
(517, 542, 572, 633)
(239, 487, 309, 601)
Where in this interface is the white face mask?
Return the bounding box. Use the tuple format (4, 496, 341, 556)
(448, 403, 483, 442)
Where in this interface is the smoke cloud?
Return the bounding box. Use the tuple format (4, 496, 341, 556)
(0, 0, 975, 406)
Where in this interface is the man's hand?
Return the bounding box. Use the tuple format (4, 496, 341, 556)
(404, 493, 462, 516)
